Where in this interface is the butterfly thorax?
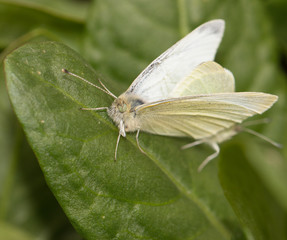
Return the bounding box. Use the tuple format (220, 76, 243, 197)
(107, 94, 145, 135)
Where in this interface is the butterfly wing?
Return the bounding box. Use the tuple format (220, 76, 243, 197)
(135, 93, 278, 139)
(169, 61, 235, 97)
(126, 20, 225, 102)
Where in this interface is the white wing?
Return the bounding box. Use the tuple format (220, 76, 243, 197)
(126, 20, 225, 103)
(135, 92, 278, 139)
(169, 61, 235, 97)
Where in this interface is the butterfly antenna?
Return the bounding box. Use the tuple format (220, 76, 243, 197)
(98, 78, 117, 99)
(80, 107, 109, 111)
(62, 69, 117, 99)
(241, 127, 282, 148)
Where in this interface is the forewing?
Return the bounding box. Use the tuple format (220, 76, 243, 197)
(135, 92, 278, 139)
(126, 20, 225, 103)
(169, 61, 235, 97)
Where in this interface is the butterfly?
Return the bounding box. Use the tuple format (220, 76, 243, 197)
(63, 19, 279, 171)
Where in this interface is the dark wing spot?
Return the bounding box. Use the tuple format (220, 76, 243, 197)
(131, 99, 145, 109)
(198, 21, 222, 35)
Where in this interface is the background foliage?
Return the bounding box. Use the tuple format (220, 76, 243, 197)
(1, 0, 287, 239)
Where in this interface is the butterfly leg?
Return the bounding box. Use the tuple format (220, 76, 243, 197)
(136, 130, 146, 155)
(114, 131, 121, 161)
(181, 139, 204, 150)
(197, 142, 220, 172)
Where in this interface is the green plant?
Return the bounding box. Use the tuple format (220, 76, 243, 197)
(1, 0, 287, 239)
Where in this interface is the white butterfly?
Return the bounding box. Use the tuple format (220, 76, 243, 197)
(63, 19, 279, 171)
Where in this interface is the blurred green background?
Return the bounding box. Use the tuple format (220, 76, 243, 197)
(1, 0, 286, 239)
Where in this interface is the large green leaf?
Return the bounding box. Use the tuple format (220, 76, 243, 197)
(0, 3, 84, 50)
(0, 62, 81, 239)
(5, 41, 242, 240)
(0, 128, 82, 240)
(0, 0, 89, 22)
(219, 139, 287, 240)
(3, 0, 286, 239)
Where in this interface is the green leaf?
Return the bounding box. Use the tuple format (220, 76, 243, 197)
(83, 0, 281, 92)
(3, 0, 286, 239)
(0, 3, 84, 50)
(5, 41, 241, 240)
(219, 139, 287, 240)
(264, 0, 287, 54)
(0, 65, 17, 218)
(0, 64, 81, 239)
(83, 2, 287, 239)
(0, 0, 89, 23)
(83, 0, 182, 85)
(0, 221, 35, 240)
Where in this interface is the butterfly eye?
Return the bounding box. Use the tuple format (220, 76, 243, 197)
(118, 103, 127, 113)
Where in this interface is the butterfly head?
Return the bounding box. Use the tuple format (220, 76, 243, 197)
(107, 94, 144, 136)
